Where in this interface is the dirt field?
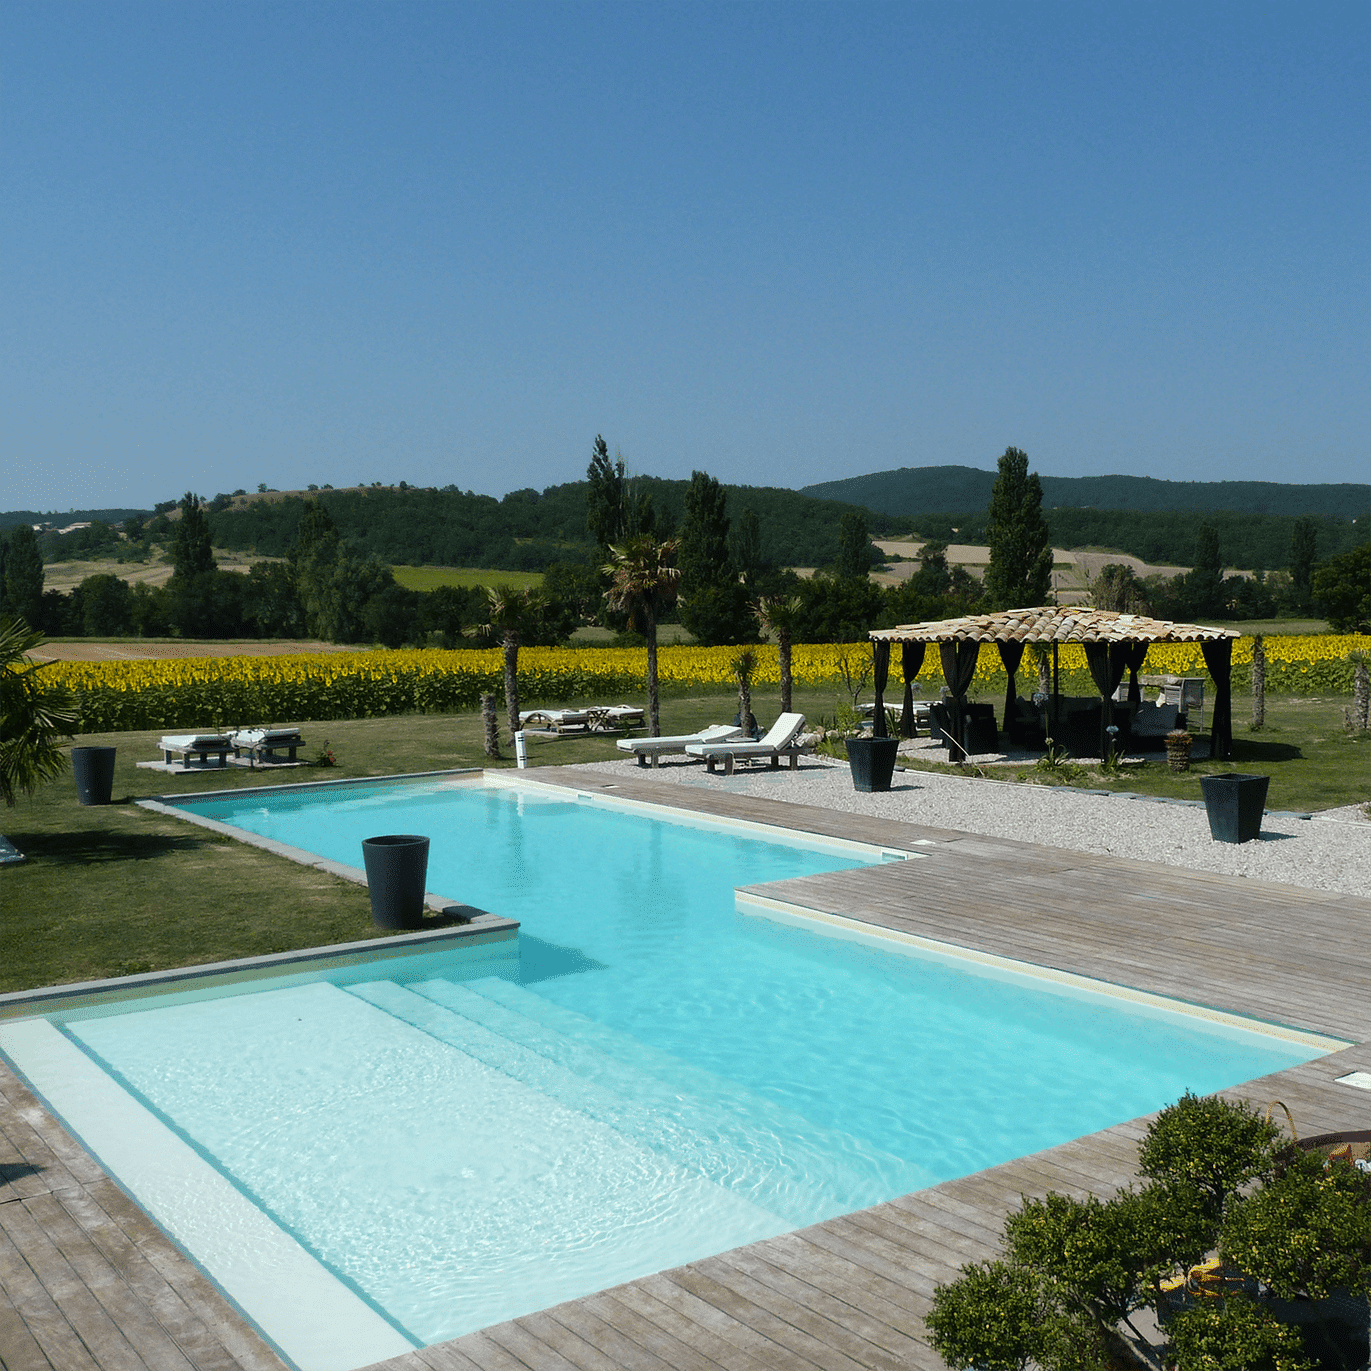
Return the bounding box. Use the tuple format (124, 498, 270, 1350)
(41, 551, 281, 594)
(29, 639, 351, 662)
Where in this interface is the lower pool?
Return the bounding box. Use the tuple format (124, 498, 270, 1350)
(0, 774, 1337, 1371)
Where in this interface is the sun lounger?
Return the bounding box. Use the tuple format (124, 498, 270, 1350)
(616, 723, 743, 766)
(684, 713, 810, 777)
(231, 727, 305, 764)
(518, 709, 592, 734)
(592, 705, 646, 731)
(159, 733, 233, 768)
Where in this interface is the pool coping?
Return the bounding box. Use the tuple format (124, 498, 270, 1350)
(5, 764, 1371, 1371)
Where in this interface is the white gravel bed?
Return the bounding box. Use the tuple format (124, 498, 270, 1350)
(570, 756, 1371, 898)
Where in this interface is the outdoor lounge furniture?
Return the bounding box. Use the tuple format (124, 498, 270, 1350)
(616, 723, 743, 766)
(517, 709, 592, 733)
(587, 705, 645, 731)
(684, 712, 810, 776)
(158, 733, 232, 768)
(231, 727, 305, 765)
(1129, 702, 1188, 751)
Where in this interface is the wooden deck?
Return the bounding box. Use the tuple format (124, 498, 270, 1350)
(4, 766, 1370, 1371)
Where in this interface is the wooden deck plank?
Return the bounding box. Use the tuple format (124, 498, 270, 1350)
(597, 1285, 774, 1371)
(574, 1289, 732, 1371)
(713, 1244, 923, 1362)
(0, 1206, 116, 1371)
(19, 1191, 195, 1371)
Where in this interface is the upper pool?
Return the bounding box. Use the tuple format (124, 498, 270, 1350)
(0, 774, 1336, 1371)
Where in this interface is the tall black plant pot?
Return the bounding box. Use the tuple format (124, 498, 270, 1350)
(845, 736, 899, 793)
(72, 746, 117, 806)
(1199, 773, 1270, 844)
(361, 834, 430, 929)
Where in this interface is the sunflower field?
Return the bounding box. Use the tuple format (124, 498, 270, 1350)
(36, 634, 1371, 734)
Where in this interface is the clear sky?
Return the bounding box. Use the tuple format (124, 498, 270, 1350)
(3, 1, 1367, 512)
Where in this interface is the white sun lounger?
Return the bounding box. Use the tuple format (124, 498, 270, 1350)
(231, 728, 305, 764)
(684, 713, 809, 777)
(616, 723, 743, 766)
(158, 734, 233, 768)
(518, 709, 592, 734)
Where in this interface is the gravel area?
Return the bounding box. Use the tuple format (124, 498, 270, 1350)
(571, 755, 1371, 899)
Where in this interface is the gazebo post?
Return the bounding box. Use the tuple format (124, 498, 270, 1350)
(1052, 640, 1060, 740)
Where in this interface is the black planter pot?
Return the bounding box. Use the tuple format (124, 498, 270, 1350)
(1199, 773, 1270, 844)
(845, 736, 900, 793)
(361, 834, 431, 930)
(72, 746, 117, 806)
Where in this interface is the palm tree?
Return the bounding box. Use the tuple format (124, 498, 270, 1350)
(466, 586, 546, 740)
(730, 649, 758, 738)
(755, 595, 802, 715)
(603, 536, 681, 737)
(1, 617, 78, 808)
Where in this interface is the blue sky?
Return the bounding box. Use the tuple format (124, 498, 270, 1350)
(3, 1, 1366, 512)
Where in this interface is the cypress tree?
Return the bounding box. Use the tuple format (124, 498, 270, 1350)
(171, 493, 216, 578)
(1289, 516, 1318, 613)
(2, 525, 45, 625)
(982, 448, 1054, 610)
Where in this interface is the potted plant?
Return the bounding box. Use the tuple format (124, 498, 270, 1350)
(1166, 728, 1193, 773)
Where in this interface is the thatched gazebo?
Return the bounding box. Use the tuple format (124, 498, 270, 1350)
(868, 607, 1242, 761)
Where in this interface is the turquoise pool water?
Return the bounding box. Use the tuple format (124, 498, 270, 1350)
(6, 777, 1328, 1360)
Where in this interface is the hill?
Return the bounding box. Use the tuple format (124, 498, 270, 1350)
(800, 466, 1371, 520)
(0, 507, 149, 532)
(203, 479, 892, 572)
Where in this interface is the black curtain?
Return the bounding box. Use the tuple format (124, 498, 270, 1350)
(872, 640, 891, 737)
(900, 642, 926, 738)
(997, 640, 1025, 737)
(1201, 637, 1234, 761)
(938, 640, 981, 758)
(1083, 642, 1129, 757)
(1121, 640, 1149, 707)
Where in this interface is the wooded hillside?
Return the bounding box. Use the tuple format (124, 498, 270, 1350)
(802, 465, 1370, 520)
(203, 480, 900, 571)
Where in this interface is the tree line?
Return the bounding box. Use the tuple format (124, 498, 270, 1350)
(2, 439, 1366, 646)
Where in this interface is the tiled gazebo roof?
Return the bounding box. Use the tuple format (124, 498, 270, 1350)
(869, 606, 1240, 645)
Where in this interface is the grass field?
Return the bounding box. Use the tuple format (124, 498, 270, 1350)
(389, 566, 543, 592)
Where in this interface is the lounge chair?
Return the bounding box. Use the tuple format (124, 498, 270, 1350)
(616, 723, 743, 767)
(159, 733, 232, 769)
(517, 709, 591, 734)
(231, 727, 305, 765)
(592, 705, 646, 731)
(684, 713, 810, 777)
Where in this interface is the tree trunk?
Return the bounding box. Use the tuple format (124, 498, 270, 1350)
(644, 607, 660, 737)
(1250, 634, 1265, 731)
(738, 673, 754, 737)
(481, 693, 501, 759)
(1037, 649, 1051, 698)
(503, 630, 520, 740)
(779, 631, 793, 715)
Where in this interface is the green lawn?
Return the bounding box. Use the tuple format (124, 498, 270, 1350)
(919, 692, 1369, 813)
(1, 684, 1363, 995)
(388, 566, 543, 592)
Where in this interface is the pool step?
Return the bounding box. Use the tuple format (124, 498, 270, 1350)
(409, 977, 926, 1214)
(348, 980, 822, 1225)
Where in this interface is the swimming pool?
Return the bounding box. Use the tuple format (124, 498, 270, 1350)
(0, 773, 1340, 1371)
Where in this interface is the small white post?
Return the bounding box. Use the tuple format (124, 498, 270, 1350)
(514, 730, 528, 769)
